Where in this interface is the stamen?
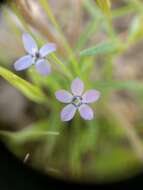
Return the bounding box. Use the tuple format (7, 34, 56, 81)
(35, 52, 40, 59)
(72, 96, 82, 107)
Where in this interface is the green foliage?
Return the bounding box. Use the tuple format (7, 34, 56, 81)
(0, 120, 59, 145)
(128, 15, 143, 44)
(0, 66, 47, 103)
(1, 0, 143, 183)
(96, 0, 111, 15)
(80, 41, 120, 56)
(93, 80, 143, 92)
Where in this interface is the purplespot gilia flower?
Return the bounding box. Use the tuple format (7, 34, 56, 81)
(14, 33, 56, 75)
(55, 78, 101, 121)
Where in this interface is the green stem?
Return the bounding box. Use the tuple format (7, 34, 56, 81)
(51, 54, 73, 80)
(39, 0, 80, 76)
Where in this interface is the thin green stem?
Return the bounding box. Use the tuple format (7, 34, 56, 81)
(50, 54, 73, 80)
(39, 0, 80, 76)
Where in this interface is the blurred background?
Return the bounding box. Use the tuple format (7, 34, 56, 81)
(1, 0, 143, 184)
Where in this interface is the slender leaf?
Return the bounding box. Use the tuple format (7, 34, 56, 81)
(0, 120, 59, 144)
(80, 41, 120, 56)
(128, 15, 143, 44)
(0, 66, 47, 103)
(93, 80, 143, 92)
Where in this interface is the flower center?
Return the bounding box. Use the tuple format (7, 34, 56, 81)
(72, 96, 82, 108)
(35, 52, 41, 59)
(32, 52, 41, 64)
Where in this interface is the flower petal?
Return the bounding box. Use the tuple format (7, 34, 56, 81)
(39, 43, 56, 57)
(55, 90, 73, 103)
(82, 90, 101, 103)
(61, 104, 76, 121)
(79, 104, 94, 120)
(22, 33, 38, 55)
(71, 77, 84, 95)
(14, 55, 33, 71)
(36, 59, 51, 75)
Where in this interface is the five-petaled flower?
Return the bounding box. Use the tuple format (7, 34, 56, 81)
(14, 33, 56, 75)
(55, 78, 101, 121)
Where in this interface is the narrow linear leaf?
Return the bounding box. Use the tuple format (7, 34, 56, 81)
(0, 120, 59, 144)
(0, 66, 47, 103)
(93, 80, 143, 92)
(80, 42, 119, 57)
(128, 15, 143, 44)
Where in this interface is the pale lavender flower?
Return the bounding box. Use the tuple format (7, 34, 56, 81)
(14, 33, 56, 75)
(55, 78, 101, 121)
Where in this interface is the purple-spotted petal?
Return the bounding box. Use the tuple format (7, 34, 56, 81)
(79, 104, 94, 120)
(71, 78, 84, 96)
(36, 59, 51, 75)
(22, 33, 38, 55)
(82, 90, 101, 103)
(61, 104, 76, 121)
(14, 55, 33, 71)
(39, 43, 56, 57)
(55, 90, 73, 103)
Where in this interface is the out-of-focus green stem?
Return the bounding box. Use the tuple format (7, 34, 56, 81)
(108, 104, 143, 162)
(11, 4, 31, 33)
(84, 0, 118, 80)
(51, 54, 73, 80)
(3, 8, 21, 37)
(76, 20, 98, 50)
(39, 0, 80, 76)
(112, 4, 136, 18)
